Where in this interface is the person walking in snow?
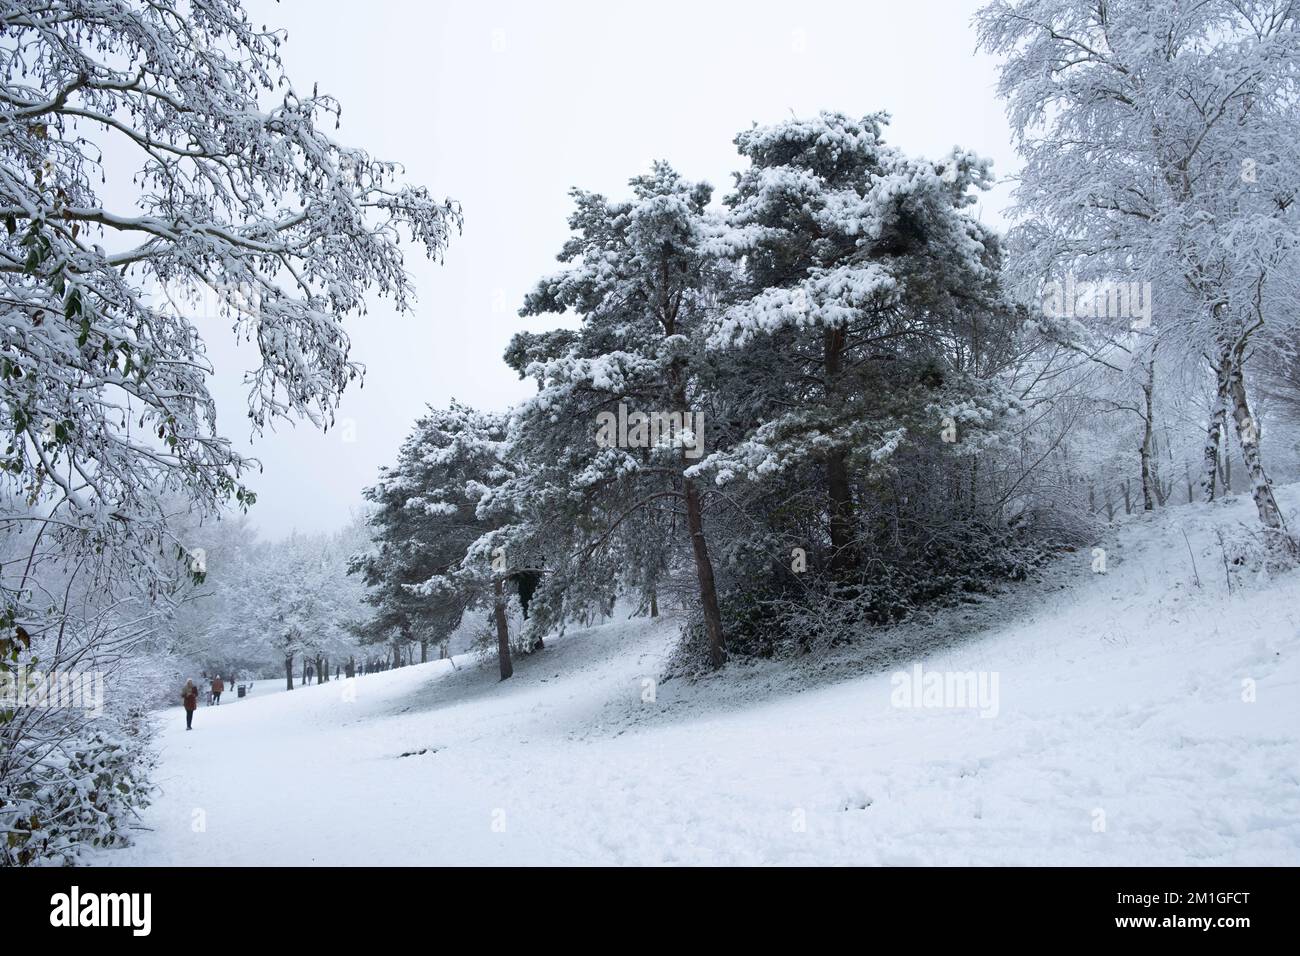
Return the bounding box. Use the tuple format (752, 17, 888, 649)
(305, 663, 314, 685)
(211, 674, 224, 705)
(181, 679, 199, 730)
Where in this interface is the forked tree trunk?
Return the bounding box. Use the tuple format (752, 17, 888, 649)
(493, 576, 513, 680)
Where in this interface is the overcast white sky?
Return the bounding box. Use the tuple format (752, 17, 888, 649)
(215, 0, 1019, 540)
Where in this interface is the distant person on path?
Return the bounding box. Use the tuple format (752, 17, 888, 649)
(181, 679, 199, 730)
(306, 663, 315, 685)
(211, 674, 224, 705)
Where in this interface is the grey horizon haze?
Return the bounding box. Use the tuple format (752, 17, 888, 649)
(206, 0, 1017, 540)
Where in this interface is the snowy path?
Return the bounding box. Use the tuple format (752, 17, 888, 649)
(99, 492, 1300, 865)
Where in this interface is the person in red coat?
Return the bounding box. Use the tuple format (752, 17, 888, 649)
(181, 679, 199, 730)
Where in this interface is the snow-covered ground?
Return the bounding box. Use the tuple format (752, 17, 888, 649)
(98, 489, 1300, 865)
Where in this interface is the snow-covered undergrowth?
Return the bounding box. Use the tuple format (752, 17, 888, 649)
(98, 488, 1300, 866)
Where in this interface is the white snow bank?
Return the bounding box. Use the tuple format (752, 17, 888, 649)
(96, 488, 1300, 865)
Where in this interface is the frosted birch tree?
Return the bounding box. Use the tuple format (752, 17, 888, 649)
(0, 0, 459, 860)
(505, 164, 730, 668)
(978, 0, 1300, 538)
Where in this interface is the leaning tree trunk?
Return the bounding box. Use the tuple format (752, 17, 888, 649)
(284, 655, 294, 692)
(683, 476, 726, 669)
(1226, 360, 1285, 530)
(668, 368, 725, 669)
(493, 576, 513, 680)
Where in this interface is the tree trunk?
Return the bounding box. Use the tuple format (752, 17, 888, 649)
(1227, 360, 1285, 530)
(823, 324, 856, 572)
(683, 476, 725, 668)
(420, 639, 427, 663)
(284, 655, 294, 692)
(826, 449, 856, 570)
(667, 364, 725, 668)
(649, 587, 658, 618)
(1201, 361, 1229, 502)
(1139, 374, 1156, 512)
(493, 576, 513, 680)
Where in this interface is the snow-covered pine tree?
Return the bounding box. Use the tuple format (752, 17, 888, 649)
(357, 403, 519, 680)
(504, 163, 730, 667)
(695, 112, 1014, 579)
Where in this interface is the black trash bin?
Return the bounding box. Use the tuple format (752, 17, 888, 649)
(237, 685, 246, 699)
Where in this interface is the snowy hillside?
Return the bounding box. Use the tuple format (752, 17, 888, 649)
(99, 489, 1300, 866)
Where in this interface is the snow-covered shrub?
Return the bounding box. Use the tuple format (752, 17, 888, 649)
(1213, 524, 1300, 585)
(679, 529, 1052, 667)
(0, 713, 154, 867)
